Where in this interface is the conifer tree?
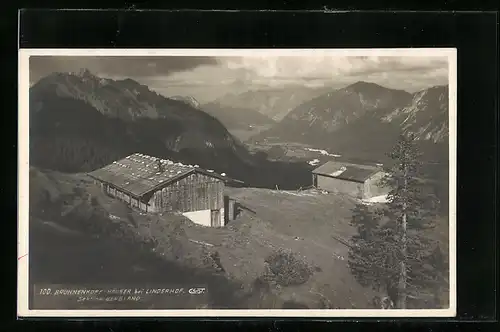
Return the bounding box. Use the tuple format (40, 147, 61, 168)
(348, 133, 447, 309)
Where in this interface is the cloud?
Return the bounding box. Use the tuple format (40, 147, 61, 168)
(29, 56, 218, 84)
(218, 55, 448, 82)
(138, 55, 448, 102)
(29, 54, 450, 102)
(151, 56, 448, 98)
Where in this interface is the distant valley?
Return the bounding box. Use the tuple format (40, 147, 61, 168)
(208, 86, 334, 121)
(201, 102, 276, 133)
(196, 85, 340, 142)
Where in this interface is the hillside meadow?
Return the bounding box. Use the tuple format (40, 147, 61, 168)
(28, 166, 449, 309)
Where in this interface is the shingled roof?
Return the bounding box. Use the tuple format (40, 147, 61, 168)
(87, 153, 230, 198)
(312, 161, 382, 183)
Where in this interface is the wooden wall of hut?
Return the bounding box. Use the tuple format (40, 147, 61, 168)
(148, 173, 224, 213)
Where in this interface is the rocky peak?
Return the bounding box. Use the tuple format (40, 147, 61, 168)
(170, 95, 201, 109)
(76, 68, 96, 79)
(382, 85, 449, 143)
(347, 81, 380, 90)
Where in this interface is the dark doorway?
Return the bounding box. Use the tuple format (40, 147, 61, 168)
(224, 195, 236, 224)
(211, 209, 221, 227)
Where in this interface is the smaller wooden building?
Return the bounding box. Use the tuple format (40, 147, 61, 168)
(88, 153, 240, 227)
(312, 161, 388, 199)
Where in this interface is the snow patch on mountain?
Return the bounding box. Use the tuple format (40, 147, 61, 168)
(305, 148, 341, 157)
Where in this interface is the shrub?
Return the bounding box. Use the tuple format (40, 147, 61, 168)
(199, 249, 225, 273)
(263, 248, 314, 287)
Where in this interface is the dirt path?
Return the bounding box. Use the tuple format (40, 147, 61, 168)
(39, 219, 84, 236)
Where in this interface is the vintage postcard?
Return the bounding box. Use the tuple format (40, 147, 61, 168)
(18, 48, 457, 317)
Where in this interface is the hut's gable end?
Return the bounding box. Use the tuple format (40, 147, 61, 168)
(147, 171, 224, 213)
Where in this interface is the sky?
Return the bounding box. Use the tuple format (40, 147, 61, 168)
(30, 55, 449, 103)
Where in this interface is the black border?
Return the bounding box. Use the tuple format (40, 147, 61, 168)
(7, 8, 499, 331)
(18, 10, 495, 49)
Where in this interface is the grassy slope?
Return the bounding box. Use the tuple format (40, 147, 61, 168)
(29, 167, 379, 309)
(28, 167, 449, 309)
(29, 167, 246, 309)
(172, 186, 449, 309)
(194, 187, 376, 309)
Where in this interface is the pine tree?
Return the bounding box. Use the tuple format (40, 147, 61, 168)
(348, 133, 448, 309)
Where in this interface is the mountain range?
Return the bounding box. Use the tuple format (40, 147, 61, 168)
(208, 86, 333, 121)
(254, 81, 449, 163)
(30, 69, 245, 164)
(200, 102, 276, 131)
(381, 85, 449, 143)
(29, 70, 312, 189)
(29, 68, 449, 189)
